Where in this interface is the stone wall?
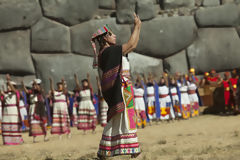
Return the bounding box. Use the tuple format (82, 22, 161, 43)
(0, 0, 240, 92)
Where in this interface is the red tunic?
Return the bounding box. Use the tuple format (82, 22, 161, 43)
(229, 78, 238, 92)
(222, 80, 230, 106)
(207, 77, 218, 82)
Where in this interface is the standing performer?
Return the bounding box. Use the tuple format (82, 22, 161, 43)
(1, 75, 23, 145)
(222, 72, 231, 113)
(75, 73, 97, 134)
(49, 78, 71, 139)
(22, 79, 48, 142)
(144, 73, 156, 123)
(169, 77, 182, 119)
(19, 94, 28, 131)
(188, 76, 200, 117)
(91, 13, 141, 158)
(96, 76, 108, 127)
(178, 75, 191, 119)
(71, 90, 79, 127)
(158, 76, 175, 120)
(134, 76, 147, 128)
(229, 70, 238, 112)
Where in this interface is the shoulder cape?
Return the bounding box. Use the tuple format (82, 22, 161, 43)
(100, 45, 124, 122)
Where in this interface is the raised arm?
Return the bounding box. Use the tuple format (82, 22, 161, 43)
(0, 88, 4, 97)
(6, 74, 17, 93)
(122, 13, 142, 55)
(21, 81, 29, 94)
(143, 74, 147, 84)
(87, 73, 92, 89)
(49, 77, 54, 94)
(74, 74, 81, 91)
(61, 78, 68, 95)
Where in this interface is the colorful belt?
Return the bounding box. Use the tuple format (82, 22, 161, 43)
(188, 90, 196, 94)
(181, 91, 187, 94)
(134, 96, 143, 98)
(159, 94, 168, 98)
(172, 93, 177, 96)
(147, 94, 154, 97)
(5, 104, 17, 107)
(54, 100, 66, 103)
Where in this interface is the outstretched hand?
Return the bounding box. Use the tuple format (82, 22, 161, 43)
(134, 13, 141, 27)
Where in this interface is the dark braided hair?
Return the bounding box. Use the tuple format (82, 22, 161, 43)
(96, 32, 108, 51)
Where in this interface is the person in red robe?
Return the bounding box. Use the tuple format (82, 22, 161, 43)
(222, 72, 231, 112)
(207, 69, 221, 86)
(229, 70, 239, 112)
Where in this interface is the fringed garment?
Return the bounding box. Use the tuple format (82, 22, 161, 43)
(99, 97, 108, 127)
(98, 46, 140, 157)
(51, 91, 71, 135)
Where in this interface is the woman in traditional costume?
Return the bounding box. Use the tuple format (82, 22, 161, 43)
(188, 76, 200, 117)
(75, 73, 97, 134)
(0, 74, 23, 145)
(177, 75, 191, 119)
(49, 78, 71, 139)
(157, 76, 175, 121)
(134, 75, 147, 128)
(91, 13, 142, 158)
(144, 73, 157, 123)
(22, 79, 48, 143)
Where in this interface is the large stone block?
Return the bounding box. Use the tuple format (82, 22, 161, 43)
(99, 0, 115, 10)
(128, 52, 163, 79)
(195, 4, 239, 27)
(31, 18, 71, 53)
(32, 54, 98, 93)
(163, 50, 189, 74)
(136, 16, 197, 58)
(187, 28, 240, 74)
(0, 30, 35, 75)
(202, 0, 220, 6)
(164, 0, 195, 9)
(71, 18, 131, 56)
(116, 0, 136, 24)
(221, 0, 235, 4)
(136, 0, 156, 21)
(0, 0, 42, 31)
(41, 0, 98, 26)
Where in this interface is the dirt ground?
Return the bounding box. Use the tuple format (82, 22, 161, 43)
(1, 114, 240, 160)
